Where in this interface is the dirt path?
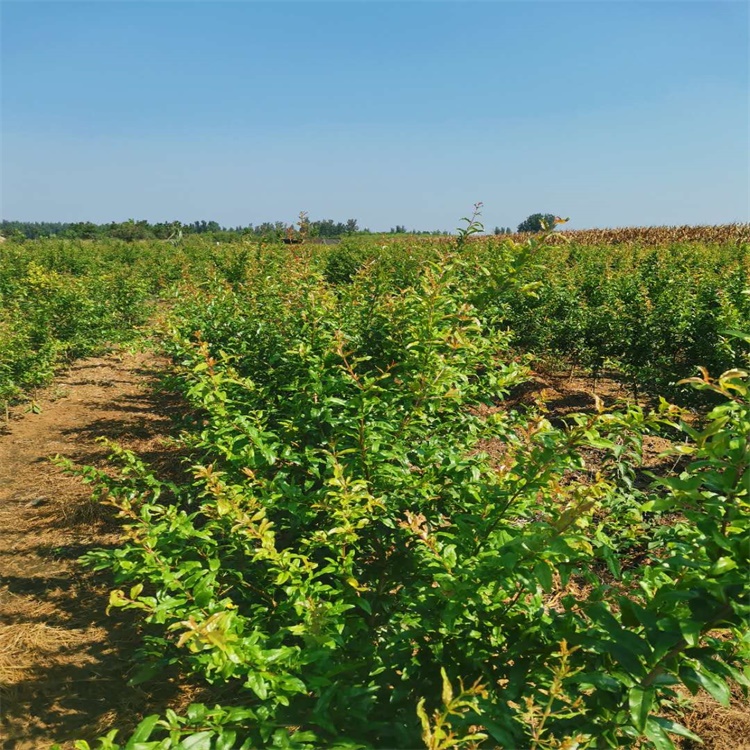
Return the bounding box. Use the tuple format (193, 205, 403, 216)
(0, 350, 197, 749)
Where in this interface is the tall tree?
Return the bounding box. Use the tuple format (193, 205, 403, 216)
(517, 213, 556, 233)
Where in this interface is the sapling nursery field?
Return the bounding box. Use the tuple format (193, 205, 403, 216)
(1, 220, 749, 749)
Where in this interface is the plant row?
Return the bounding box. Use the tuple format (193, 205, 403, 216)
(0, 237, 270, 406)
(322, 235, 750, 401)
(4, 229, 748, 408)
(61, 234, 750, 748)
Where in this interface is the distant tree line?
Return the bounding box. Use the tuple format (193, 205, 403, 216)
(1, 212, 560, 241)
(389, 225, 448, 236)
(0, 218, 364, 242)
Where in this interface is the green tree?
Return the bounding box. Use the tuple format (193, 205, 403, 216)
(109, 219, 153, 241)
(63, 221, 100, 239)
(517, 213, 556, 233)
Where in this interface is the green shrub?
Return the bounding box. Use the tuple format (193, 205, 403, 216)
(63, 242, 750, 748)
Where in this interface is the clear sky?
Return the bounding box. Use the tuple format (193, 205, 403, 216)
(1, 1, 748, 231)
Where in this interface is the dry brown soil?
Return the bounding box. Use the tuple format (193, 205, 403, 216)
(0, 351, 203, 749)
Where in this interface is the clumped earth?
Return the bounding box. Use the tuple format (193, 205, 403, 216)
(0, 353, 748, 748)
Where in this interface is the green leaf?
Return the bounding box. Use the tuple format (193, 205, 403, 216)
(534, 560, 553, 592)
(129, 583, 144, 600)
(720, 328, 750, 344)
(441, 667, 453, 706)
(709, 557, 737, 576)
(181, 732, 214, 750)
(608, 642, 646, 677)
(574, 671, 622, 692)
(225, 706, 257, 722)
(629, 686, 654, 731)
(356, 597, 372, 615)
(649, 716, 703, 744)
(125, 715, 160, 745)
(644, 717, 677, 750)
(692, 663, 731, 706)
(678, 619, 702, 648)
(600, 546, 622, 579)
(245, 672, 268, 701)
(186, 704, 208, 722)
(442, 544, 457, 569)
(193, 576, 214, 608)
(215, 730, 238, 750)
(128, 660, 165, 686)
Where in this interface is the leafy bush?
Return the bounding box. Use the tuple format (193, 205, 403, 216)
(62, 235, 750, 748)
(0, 259, 152, 405)
(503, 240, 750, 399)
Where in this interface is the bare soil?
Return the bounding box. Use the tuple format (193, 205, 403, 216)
(0, 351, 203, 749)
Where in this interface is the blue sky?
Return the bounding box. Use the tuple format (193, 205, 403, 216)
(2, 1, 748, 231)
